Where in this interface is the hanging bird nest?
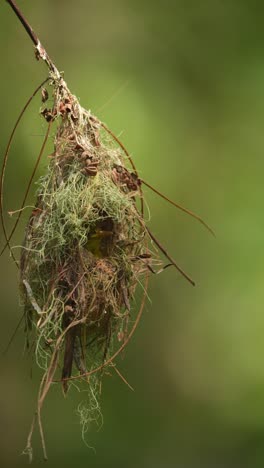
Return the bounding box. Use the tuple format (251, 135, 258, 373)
(15, 74, 158, 459)
(21, 79, 151, 396)
(2, 2, 213, 461)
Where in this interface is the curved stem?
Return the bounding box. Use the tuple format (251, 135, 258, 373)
(0, 78, 50, 259)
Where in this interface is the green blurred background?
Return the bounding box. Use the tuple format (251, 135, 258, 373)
(1, 0, 264, 466)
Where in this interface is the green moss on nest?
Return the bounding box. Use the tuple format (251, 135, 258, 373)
(20, 80, 150, 429)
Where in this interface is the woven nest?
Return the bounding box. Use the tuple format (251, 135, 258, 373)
(19, 77, 154, 443)
(1, 7, 213, 462)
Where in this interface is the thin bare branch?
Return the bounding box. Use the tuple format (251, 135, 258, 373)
(6, 0, 61, 77)
(145, 225, 195, 286)
(1, 117, 52, 257)
(0, 78, 49, 262)
(141, 178, 215, 237)
(6, 0, 39, 46)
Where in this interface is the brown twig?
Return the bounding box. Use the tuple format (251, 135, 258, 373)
(145, 224, 195, 286)
(111, 364, 135, 392)
(6, 0, 38, 45)
(141, 178, 215, 237)
(6, 0, 61, 77)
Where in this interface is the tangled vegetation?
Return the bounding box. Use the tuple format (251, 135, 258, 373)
(2, 0, 213, 461)
(21, 76, 150, 392)
(19, 76, 154, 459)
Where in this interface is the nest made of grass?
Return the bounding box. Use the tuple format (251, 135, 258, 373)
(20, 79, 151, 419)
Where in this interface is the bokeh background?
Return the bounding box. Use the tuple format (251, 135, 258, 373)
(1, 0, 264, 466)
